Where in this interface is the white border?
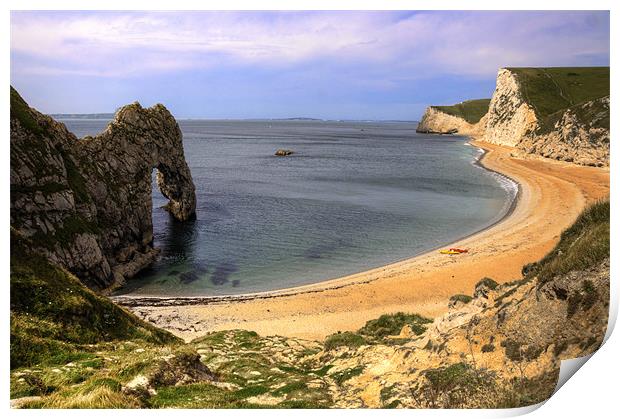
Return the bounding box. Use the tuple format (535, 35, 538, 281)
(2, 1, 617, 418)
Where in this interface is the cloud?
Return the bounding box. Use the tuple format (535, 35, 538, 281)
(11, 11, 610, 79)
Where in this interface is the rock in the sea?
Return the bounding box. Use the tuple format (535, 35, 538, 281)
(275, 149, 294, 156)
(10, 86, 197, 291)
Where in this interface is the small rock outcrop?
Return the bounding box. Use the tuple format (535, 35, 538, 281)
(10, 87, 196, 291)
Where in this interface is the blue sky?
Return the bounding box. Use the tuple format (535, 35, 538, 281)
(10, 11, 610, 120)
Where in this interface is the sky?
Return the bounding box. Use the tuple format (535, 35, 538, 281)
(10, 10, 610, 120)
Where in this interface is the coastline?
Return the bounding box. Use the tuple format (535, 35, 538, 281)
(113, 139, 519, 306)
(117, 141, 610, 341)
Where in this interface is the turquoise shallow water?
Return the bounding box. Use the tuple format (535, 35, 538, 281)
(61, 119, 516, 297)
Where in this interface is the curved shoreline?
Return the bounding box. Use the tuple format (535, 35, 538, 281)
(119, 141, 609, 341)
(113, 140, 520, 307)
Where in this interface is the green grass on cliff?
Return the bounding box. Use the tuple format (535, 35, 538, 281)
(12, 328, 333, 408)
(358, 312, 432, 338)
(431, 99, 491, 124)
(507, 67, 609, 119)
(10, 86, 45, 137)
(528, 199, 609, 286)
(10, 229, 178, 369)
(537, 94, 610, 137)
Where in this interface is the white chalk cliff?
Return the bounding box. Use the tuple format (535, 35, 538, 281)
(417, 68, 609, 166)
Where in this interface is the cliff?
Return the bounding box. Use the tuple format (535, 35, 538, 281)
(10, 87, 196, 291)
(418, 67, 609, 167)
(484, 67, 609, 166)
(416, 99, 490, 136)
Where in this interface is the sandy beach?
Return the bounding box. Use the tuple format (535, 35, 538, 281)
(117, 140, 610, 342)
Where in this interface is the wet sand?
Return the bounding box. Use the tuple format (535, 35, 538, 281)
(116, 141, 610, 341)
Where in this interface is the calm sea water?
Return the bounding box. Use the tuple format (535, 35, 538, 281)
(61, 119, 516, 297)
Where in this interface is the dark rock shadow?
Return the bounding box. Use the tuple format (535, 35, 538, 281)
(210, 261, 239, 286)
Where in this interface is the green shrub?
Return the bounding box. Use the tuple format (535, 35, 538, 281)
(532, 200, 609, 286)
(501, 339, 543, 362)
(450, 294, 473, 305)
(476, 277, 499, 290)
(418, 363, 495, 408)
(324, 332, 366, 351)
(271, 381, 307, 396)
(567, 280, 599, 318)
(357, 312, 433, 338)
(493, 371, 558, 408)
(331, 366, 364, 385)
(481, 344, 495, 353)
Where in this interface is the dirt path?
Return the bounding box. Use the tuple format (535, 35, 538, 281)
(122, 141, 609, 341)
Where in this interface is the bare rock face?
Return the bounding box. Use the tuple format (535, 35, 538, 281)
(319, 259, 609, 408)
(483, 68, 539, 147)
(10, 87, 196, 291)
(518, 96, 610, 166)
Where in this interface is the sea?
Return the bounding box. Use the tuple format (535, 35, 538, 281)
(59, 118, 517, 297)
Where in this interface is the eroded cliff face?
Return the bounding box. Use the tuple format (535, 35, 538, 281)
(517, 96, 610, 166)
(10, 87, 196, 291)
(416, 106, 484, 136)
(483, 68, 539, 147)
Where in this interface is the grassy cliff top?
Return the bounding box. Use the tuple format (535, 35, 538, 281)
(506, 67, 609, 118)
(431, 99, 491, 124)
